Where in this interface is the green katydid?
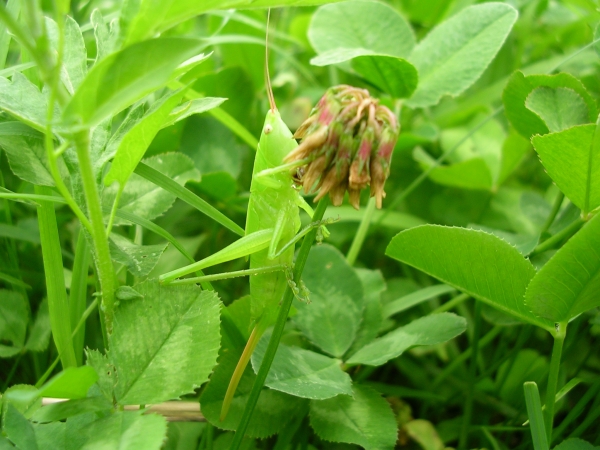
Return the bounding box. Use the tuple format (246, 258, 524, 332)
(158, 15, 327, 421)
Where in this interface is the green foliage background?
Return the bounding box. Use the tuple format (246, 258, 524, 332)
(0, 0, 599, 449)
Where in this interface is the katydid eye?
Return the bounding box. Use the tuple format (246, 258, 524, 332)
(264, 124, 273, 134)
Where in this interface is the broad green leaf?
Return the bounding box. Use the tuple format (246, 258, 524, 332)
(382, 284, 455, 319)
(109, 234, 168, 278)
(413, 147, 493, 190)
(70, 411, 167, 450)
(309, 1, 414, 62)
(526, 87, 589, 133)
(85, 349, 116, 402)
(31, 397, 111, 423)
(346, 313, 466, 366)
(201, 328, 307, 438)
(352, 56, 418, 99)
(0, 73, 50, 132)
(347, 269, 386, 354)
(310, 47, 376, 66)
(407, 3, 517, 108)
(498, 131, 530, 185)
(45, 16, 87, 94)
(33, 422, 66, 450)
(4, 404, 37, 450)
(110, 280, 221, 405)
(0, 127, 58, 187)
(251, 331, 353, 400)
(2, 385, 42, 418)
(309, 385, 397, 450)
(292, 245, 364, 358)
(25, 299, 52, 352)
(104, 89, 186, 187)
(503, 71, 598, 139)
(386, 225, 554, 332)
(531, 122, 600, 215)
(554, 439, 600, 450)
(62, 38, 204, 127)
(0, 290, 28, 356)
(161, 97, 227, 129)
(103, 153, 201, 226)
(525, 214, 600, 323)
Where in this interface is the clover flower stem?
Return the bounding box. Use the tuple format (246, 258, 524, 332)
(230, 198, 329, 450)
(346, 197, 377, 266)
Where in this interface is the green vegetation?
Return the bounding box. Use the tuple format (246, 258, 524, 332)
(0, 1, 599, 449)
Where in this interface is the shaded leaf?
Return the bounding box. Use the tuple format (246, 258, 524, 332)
(25, 299, 52, 352)
(531, 122, 600, 215)
(0, 128, 56, 187)
(503, 71, 598, 139)
(109, 234, 168, 278)
(382, 284, 455, 319)
(251, 331, 352, 400)
(200, 328, 306, 438)
(386, 225, 554, 331)
(103, 153, 201, 225)
(346, 313, 466, 366)
(525, 213, 600, 323)
(62, 38, 204, 127)
(352, 55, 418, 99)
(0, 290, 28, 356)
(407, 3, 517, 107)
(31, 397, 111, 423)
(526, 87, 589, 133)
(85, 349, 117, 402)
(111, 280, 221, 405)
(45, 16, 87, 94)
(309, 385, 397, 450)
(162, 97, 227, 129)
(348, 269, 386, 354)
(554, 439, 600, 450)
(4, 404, 37, 450)
(293, 245, 364, 358)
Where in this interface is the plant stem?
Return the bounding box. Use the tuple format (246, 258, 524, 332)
(458, 300, 483, 449)
(229, 198, 329, 450)
(73, 130, 117, 334)
(531, 218, 584, 256)
(346, 197, 376, 266)
(539, 192, 564, 236)
(544, 323, 566, 443)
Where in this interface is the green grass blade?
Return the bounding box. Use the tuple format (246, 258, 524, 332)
(69, 229, 90, 366)
(133, 162, 244, 237)
(524, 381, 549, 450)
(34, 185, 77, 369)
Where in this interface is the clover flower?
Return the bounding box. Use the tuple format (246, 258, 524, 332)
(285, 85, 399, 209)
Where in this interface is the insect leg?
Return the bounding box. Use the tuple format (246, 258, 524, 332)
(267, 216, 338, 260)
(159, 229, 274, 284)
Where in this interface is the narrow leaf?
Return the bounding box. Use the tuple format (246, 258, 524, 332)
(523, 382, 549, 450)
(104, 89, 186, 187)
(383, 284, 455, 318)
(525, 214, 600, 323)
(386, 225, 554, 332)
(62, 38, 204, 127)
(346, 313, 466, 366)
